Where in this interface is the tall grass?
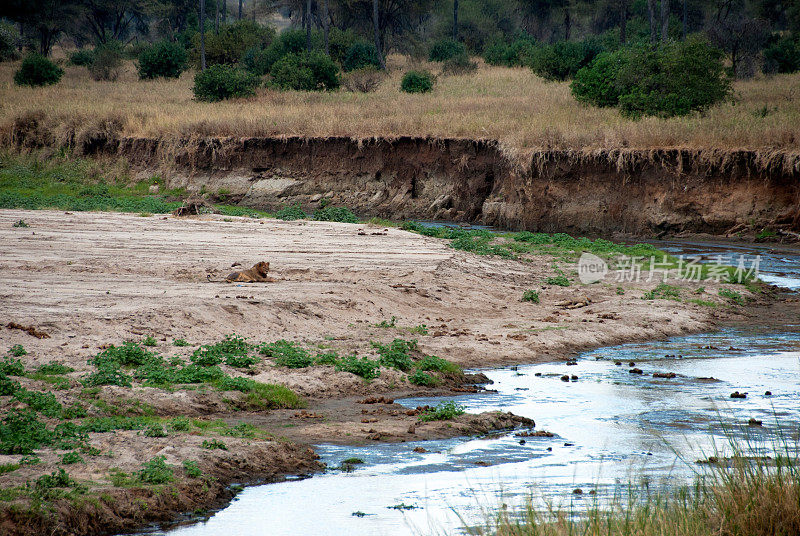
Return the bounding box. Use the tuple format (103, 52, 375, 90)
(485, 429, 799, 536)
(1, 57, 798, 162)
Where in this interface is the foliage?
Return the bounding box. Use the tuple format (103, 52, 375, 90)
(0, 372, 21, 396)
(342, 66, 385, 92)
(0, 409, 53, 454)
(643, 283, 681, 300)
(173, 338, 189, 347)
(0, 22, 20, 62)
(336, 355, 381, 380)
(193, 64, 259, 102)
(429, 38, 466, 62)
(545, 275, 570, 287)
(259, 340, 313, 368)
(719, 288, 746, 305)
(36, 362, 74, 375)
(69, 49, 95, 66)
(270, 51, 340, 91)
(415, 355, 461, 374)
(14, 53, 63, 87)
(522, 289, 540, 303)
(408, 370, 438, 386)
(275, 203, 306, 220)
(138, 40, 188, 79)
(483, 36, 537, 67)
(315, 351, 340, 365)
(401, 70, 435, 93)
(8, 344, 27, 357)
(182, 460, 202, 477)
(60, 451, 84, 465)
(191, 20, 275, 68)
(441, 53, 478, 75)
(201, 439, 228, 450)
(572, 38, 732, 118)
(89, 41, 124, 82)
(418, 401, 465, 421)
(763, 34, 800, 74)
(372, 339, 417, 371)
(82, 357, 132, 387)
(191, 335, 251, 367)
(14, 389, 62, 417)
(144, 424, 167, 437)
(138, 456, 174, 484)
(1, 356, 24, 375)
(528, 39, 604, 81)
(343, 41, 381, 72)
(313, 205, 358, 223)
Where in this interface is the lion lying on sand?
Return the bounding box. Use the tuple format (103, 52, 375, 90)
(208, 261, 275, 283)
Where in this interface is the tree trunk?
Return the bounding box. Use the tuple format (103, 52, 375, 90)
(238, 0, 242, 20)
(682, 0, 687, 39)
(306, 0, 312, 51)
(323, 0, 329, 55)
(373, 0, 385, 69)
(200, 0, 207, 70)
(215, 0, 219, 34)
(453, 0, 458, 41)
(563, 7, 571, 40)
(661, 0, 670, 42)
(620, 2, 628, 44)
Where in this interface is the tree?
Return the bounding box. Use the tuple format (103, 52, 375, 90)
(0, 0, 81, 55)
(306, 0, 312, 51)
(661, 0, 670, 42)
(322, 0, 329, 54)
(707, 11, 768, 77)
(453, 0, 458, 40)
(200, 0, 207, 70)
(647, 0, 657, 43)
(373, 0, 385, 68)
(78, 0, 148, 45)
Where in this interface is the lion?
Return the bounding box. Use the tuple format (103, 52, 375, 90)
(208, 261, 275, 283)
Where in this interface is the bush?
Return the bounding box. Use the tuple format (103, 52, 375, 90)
(60, 451, 84, 465)
(313, 206, 358, 223)
(191, 20, 274, 68)
(0, 23, 20, 62)
(96, 342, 154, 367)
(441, 52, 478, 75)
(0, 409, 53, 454)
(409, 370, 438, 386)
(241, 46, 273, 76)
(275, 203, 306, 220)
(415, 355, 461, 374)
(0, 356, 24, 375)
(37, 362, 74, 375)
(0, 373, 21, 396)
(571, 38, 732, 118)
(546, 275, 570, 287)
(183, 460, 203, 477)
(328, 27, 359, 64)
(418, 401, 465, 422)
(270, 51, 340, 91)
(69, 49, 94, 67)
(336, 355, 381, 380)
(14, 53, 63, 87)
(193, 64, 259, 102)
(89, 41, 124, 81)
(8, 344, 26, 357)
(401, 70, 435, 93)
(138, 40, 188, 79)
(528, 39, 603, 81)
(522, 289, 540, 303)
(372, 339, 417, 372)
(138, 456, 174, 484)
(259, 340, 313, 368)
(763, 34, 800, 74)
(483, 37, 537, 67)
(429, 38, 466, 62)
(342, 66, 385, 92)
(343, 41, 381, 72)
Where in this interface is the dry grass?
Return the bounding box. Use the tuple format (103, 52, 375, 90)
(1, 54, 799, 159)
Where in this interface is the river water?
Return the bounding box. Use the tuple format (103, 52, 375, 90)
(156, 239, 800, 536)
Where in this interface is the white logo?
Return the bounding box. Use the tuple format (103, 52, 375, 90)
(578, 253, 608, 284)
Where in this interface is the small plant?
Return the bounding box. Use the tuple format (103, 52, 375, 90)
(409, 324, 429, 335)
(418, 401, 465, 422)
(144, 424, 167, 438)
(275, 203, 306, 220)
(60, 451, 84, 465)
(173, 338, 189, 347)
(545, 275, 570, 287)
(313, 206, 358, 223)
(89, 41, 124, 81)
(8, 344, 27, 357)
(428, 38, 466, 62)
(342, 66, 384, 92)
(201, 439, 228, 450)
(336, 355, 381, 380)
(372, 339, 417, 372)
(69, 49, 95, 66)
(409, 370, 439, 386)
(193, 64, 260, 102)
(14, 389, 62, 417)
(142, 336, 157, 347)
(12, 219, 29, 228)
(138, 456, 174, 484)
(14, 53, 63, 87)
(36, 362, 74, 375)
(415, 355, 461, 374)
(0, 373, 21, 396)
(138, 40, 188, 79)
(441, 53, 478, 75)
(168, 417, 192, 432)
(522, 290, 540, 303)
(643, 283, 681, 300)
(401, 70, 434, 94)
(1, 356, 24, 375)
(719, 288, 746, 305)
(374, 316, 397, 328)
(35, 468, 75, 490)
(315, 351, 339, 365)
(259, 340, 313, 368)
(96, 342, 154, 366)
(183, 460, 203, 478)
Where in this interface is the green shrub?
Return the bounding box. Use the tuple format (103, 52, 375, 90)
(193, 64, 260, 102)
(643, 283, 681, 300)
(191, 335, 250, 367)
(0, 373, 21, 396)
(522, 289, 540, 303)
(275, 203, 306, 220)
(191, 19, 274, 67)
(483, 37, 537, 67)
(372, 339, 417, 372)
(0, 409, 53, 454)
(528, 39, 603, 81)
(0, 356, 24, 375)
(429, 38, 466, 62)
(259, 340, 313, 368)
(572, 38, 732, 118)
(60, 451, 84, 465)
(313, 206, 358, 223)
(408, 370, 438, 386)
(270, 51, 340, 91)
(98, 342, 154, 367)
(36, 468, 75, 490)
(89, 41, 124, 81)
(168, 417, 191, 431)
(82, 360, 132, 387)
(144, 424, 167, 437)
(36, 362, 74, 375)
(241, 46, 274, 76)
(201, 439, 228, 450)
(0, 23, 20, 62)
(243, 382, 304, 409)
(8, 344, 26, 357)
(69, 49, 94, 66)
(763, 34, 800, 74)
(418, 401, 465, 422)
(545, 275, 570, 287)
(328, 27, 358, 63)
(415, 355, 461, 374)
(336, 355, 381, 380)
(138, 40, 188, 79)
(141, 336, 157, 347)
(138, 456, 174, 484)
(61, 403, 87, 419)
(183, 459, 203, 477)
(441, 52, 478, 75)
(315, 351, 339, 365)
(401, 70, 435, 93)
(343, 41, 381, 72)
(719, 288, 746, 305)
(14, 53, 63, 87)
(14, 389, 62, 417)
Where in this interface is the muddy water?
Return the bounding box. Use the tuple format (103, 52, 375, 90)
(157, 242, 800, 536)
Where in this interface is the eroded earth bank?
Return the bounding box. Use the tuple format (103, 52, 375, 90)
(0, 209, 788, 535)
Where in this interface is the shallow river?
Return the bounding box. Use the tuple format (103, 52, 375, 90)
(156, 240, 800, 536)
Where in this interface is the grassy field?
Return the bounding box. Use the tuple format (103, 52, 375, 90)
(1, 56, 799, 161)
